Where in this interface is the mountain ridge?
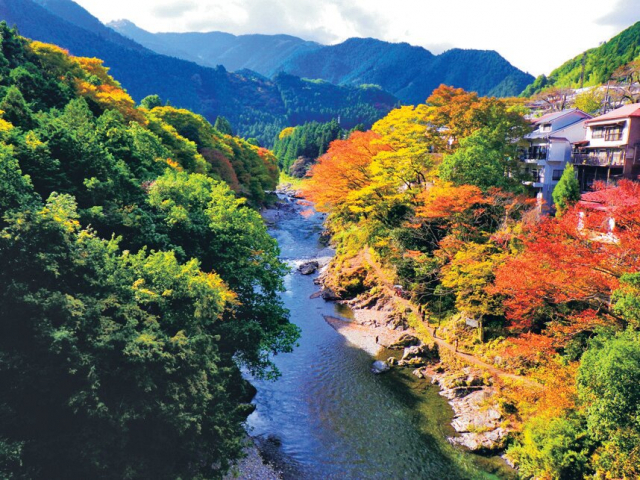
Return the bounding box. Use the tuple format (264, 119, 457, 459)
(110, 20, 535, 103)
(0, 0, 397, 144)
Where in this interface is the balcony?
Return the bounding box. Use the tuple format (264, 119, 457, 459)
(572, 152, 626, 167)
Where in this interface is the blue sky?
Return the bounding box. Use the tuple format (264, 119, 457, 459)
(74, 0, 639, 76)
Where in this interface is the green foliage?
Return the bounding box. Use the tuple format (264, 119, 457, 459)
(573, 89, 604, 114)
(522, 21, 640, 95)
(0, 195, 249, 479)
(140, 93, 163, 109)
(214, 115, 233, 135)
(576, 330, 640, 478)
(552, 164, 581, 216)
(272, 119, 343, 172)
(507, 414, 592, 480)
(0, 25, 297, 478)
(613, 273, 640, 328)
(147, 170, 298, 373)
(0, 143, 36, 217)
(439, 128, 525, 192)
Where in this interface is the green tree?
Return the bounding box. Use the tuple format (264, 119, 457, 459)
(552, 164, 581, 216)
(140, 94, 163, 110)
(0, 85, 35, 130)
(439, 128, 524, 191)
(0, 194, 251, 479)
(507, 414, 592, 480)
(578, 330, 640, 479)
(613, 273, 640, 329)
(214, 116, 233, 135)
(147, 170, 298, 373)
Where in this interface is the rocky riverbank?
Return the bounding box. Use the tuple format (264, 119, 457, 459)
(316, 281, 512, 456)
(223, 438, 282, 480)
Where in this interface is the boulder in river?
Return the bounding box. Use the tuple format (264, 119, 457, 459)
(299, 261, 319, 275)
(321, 288, 341, 301)
(371, 360, 390, 374)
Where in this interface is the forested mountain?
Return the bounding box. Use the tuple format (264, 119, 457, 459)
(279, 38, 534, 104)
(0, 0, 396, 145)
(109, 19, 321, 75)
(112, 21, 534, 104)
(522, 21, 640, 96)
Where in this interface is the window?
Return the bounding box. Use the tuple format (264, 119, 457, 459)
(552, 169, 563, 181)
(605, 126, 623, 141)
(591, 127, 604, 139)
(591, 124, 625, 141)
(540, 124, 552, 133)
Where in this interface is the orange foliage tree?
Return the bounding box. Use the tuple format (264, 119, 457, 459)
(302, 131, 391, 215)
(493, 180, 640, 334)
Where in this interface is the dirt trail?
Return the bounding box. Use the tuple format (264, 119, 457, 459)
(363, 249, 540, 387)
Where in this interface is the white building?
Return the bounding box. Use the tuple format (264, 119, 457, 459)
(522, 109, 592, 209)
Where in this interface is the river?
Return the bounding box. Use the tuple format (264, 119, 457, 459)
(246, 196, 512, 480)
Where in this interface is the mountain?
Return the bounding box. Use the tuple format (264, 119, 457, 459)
(31, 0, 145, 51)
(522, 21, 640, 96)
(279, 38, 535, 104)
(109, 19, 321, 75)
(111, 21, 534, 104)
(0, 0, 397, 145)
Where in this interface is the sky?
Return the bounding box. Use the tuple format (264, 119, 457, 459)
(73, 0, 640, 76)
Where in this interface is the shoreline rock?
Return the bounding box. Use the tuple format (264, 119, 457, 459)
(223, 437, 283, 480)
(321, 282, 512, 455)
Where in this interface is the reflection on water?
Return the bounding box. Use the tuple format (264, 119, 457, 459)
(247, 200, 510, 479)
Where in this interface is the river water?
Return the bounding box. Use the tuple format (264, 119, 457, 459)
(246, 198, 511, 480)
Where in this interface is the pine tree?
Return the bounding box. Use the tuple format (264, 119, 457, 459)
(552, 163, 581, 216)
(214, 116, 233, 135)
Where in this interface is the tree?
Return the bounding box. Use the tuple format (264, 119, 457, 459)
(507, 414, 592, 480)
(140, 94, 163, 110)
(533, 87, 573, 112)
(439, 128, 524, 192)
(0, 194, 250, 479)
(552, 163, 581, 216)
(578, 331, 640, 478)
(493, 180, 640, 332)
(0, 86, 35, 130)
(573, 89, 604, 115)
(302, 131, 390, 215)
(214, 116, 233, 135)
(147, 170, 298, 374)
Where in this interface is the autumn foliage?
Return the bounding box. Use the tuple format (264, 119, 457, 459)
(302, 131, 391, 213)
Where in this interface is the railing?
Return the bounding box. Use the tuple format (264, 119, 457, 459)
(572, 153, 625, 167)
(520, 150, 547, 161)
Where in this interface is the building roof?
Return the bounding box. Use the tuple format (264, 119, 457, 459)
(530, 108, 589, 126)
(549, 119, 590, 144)
(526, 115, 591, 142)
(586, 103, 640, 124)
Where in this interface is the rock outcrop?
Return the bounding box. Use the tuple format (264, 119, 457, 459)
(299, 261, 319, 275)
(426, 367, 508, 453)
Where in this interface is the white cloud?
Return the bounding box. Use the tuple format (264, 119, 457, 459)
(598, 0, 640, 29)
(74, 0, 637, 75)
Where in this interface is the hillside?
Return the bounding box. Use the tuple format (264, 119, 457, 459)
(0, 0, 396, 145)
(111, 21, 534, 104)
(522, 21, 640, 96)
(279, 38, 534, 104)
(0, 23, 301, 478)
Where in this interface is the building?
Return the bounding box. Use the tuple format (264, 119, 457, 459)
(572, 103, 640, 191)
(522, 109, 592, 209)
